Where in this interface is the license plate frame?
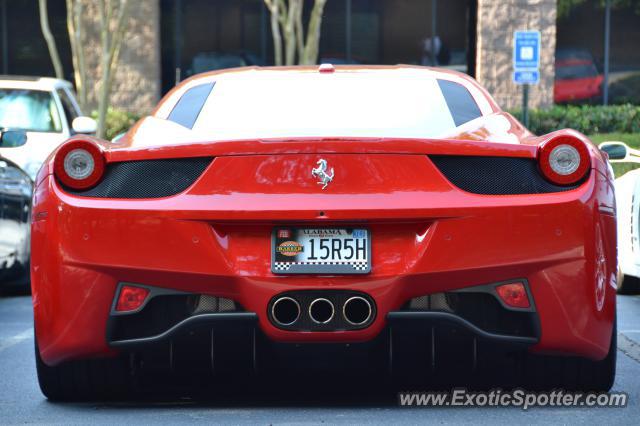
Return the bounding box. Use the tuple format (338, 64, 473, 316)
(271, 227, 371, 275)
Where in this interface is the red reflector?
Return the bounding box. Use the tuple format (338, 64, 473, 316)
(115, 285, 150, 312)
(495, 282, 530, 309)
(318, 63, 335, 73)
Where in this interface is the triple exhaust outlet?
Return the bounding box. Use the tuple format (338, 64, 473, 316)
(271, 294, 374, 330)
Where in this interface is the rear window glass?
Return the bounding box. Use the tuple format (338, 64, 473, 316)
(183, 73, 483, 140)
(555, 63, 599, 80)
(437, 79, 482, 126)
(168, 82, 214, 129)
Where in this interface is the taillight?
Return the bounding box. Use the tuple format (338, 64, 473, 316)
(538, 136, 590, 185)
(54, 140, 105, 190)
(495, 282, 530, 309)
(115, 285, 150, 312)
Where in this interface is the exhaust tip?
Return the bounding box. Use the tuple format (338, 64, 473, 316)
(343, 296, 372, 325)
(272, 296, 300, 326)
(309, 298, 335, 324)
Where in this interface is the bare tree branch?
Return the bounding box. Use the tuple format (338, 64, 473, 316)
(266, 0, 283, 65)
(108, 0, 130, 72)
(294, 0, 304, 62)
(96, 0, 131, 138)
(74, 0, 87, 110)
(264, 0, 327, 66)
(39, 0, 64, 79)
(66, 0, 87, 110)
(283, 0, 299, 65)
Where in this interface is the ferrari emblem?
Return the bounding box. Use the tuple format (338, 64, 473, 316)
(311, 159, 334, 189)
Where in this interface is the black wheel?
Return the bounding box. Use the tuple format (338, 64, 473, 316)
(35, 342, 133, 401)
(617, 274, 640, 295)
(522, 316, 616, 391)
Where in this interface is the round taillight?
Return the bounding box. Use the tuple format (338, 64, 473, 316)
(54, 140, 105, 190)
(539, 136, 590, 185)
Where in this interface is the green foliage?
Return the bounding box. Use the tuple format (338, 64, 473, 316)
(558, 0, 588, 18)
(91, 108, 140, 141)
(609, 73, 640, 104)
(519, 104, 640, 135)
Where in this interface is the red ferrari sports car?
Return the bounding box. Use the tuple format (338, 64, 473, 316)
(31, 65, 617, 400)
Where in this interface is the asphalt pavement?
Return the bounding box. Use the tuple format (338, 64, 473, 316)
(1, 291, 640, 425)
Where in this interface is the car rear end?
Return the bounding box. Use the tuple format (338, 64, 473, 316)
(554, 59, 603, 103)
(31, 67, 617, 396)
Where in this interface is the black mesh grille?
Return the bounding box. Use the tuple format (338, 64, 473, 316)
(429, 155, 584, 195)
(64, 157, 213, 199)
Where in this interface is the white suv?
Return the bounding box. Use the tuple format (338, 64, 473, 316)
(0, 76, 96, 180)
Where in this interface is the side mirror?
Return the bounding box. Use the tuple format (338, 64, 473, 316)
(0, 129, 27, 148)
(71, 116, 97, 134)
(598, 141, 638, 162)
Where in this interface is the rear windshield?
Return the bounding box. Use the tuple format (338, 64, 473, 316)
(556, 63, 599, 80)
(180, 73, 483, 140)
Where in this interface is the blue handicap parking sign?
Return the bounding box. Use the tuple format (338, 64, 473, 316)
(513, 70, 540, 85)
(513, 31, 541, 70)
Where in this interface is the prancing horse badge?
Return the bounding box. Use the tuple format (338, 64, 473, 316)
(311, 159, 334, 190)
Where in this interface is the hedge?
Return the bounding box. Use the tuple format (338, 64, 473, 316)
(91, 108, 141, 141)
(512, 104, 640, 135)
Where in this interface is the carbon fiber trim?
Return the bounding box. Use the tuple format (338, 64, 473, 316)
(64, 157, 213, 199)
(429, 155, 583, 195)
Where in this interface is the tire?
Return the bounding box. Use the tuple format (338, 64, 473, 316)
(617, 274, 640, 295)
(0, 259, 30, 288)
(522, 317, 616, 391)
(35, 342, 133, 401)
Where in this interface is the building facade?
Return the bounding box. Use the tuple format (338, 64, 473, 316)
(476, 0, 557, 109)
(2, 0, 638, 115)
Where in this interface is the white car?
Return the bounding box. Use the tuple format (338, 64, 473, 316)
(0, 76, 96, 181)
(600, 141, 640, 293)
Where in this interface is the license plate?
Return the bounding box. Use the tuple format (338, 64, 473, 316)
(272, 228, 371, 274)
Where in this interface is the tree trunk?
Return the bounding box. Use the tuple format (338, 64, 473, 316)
(66, 0, 87, 111)
(294, 1, 304, 62)
(39, 0, 64, 80)
(265, 0, 283, 65)
(301, 0, 327, 65)
(283, 0, 298, 65)
(96, 0, 130, 139)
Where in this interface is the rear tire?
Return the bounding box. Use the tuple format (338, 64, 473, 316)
(35, 342, 132, 401)
(522, 317, 616, 391)
(617, 274, 640, 295)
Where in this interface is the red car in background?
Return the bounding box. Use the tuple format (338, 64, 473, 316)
(554, 49, 604, 103)
(31, 65, 617, 400)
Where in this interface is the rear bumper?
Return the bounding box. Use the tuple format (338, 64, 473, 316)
(109, 312, 259, 349)
(105, 282, 539, 349)
(386, 311, 537, 346)
(31, 169, 616, 365)
(103, 306, 538, 380)
(107, 311, 537, 350)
